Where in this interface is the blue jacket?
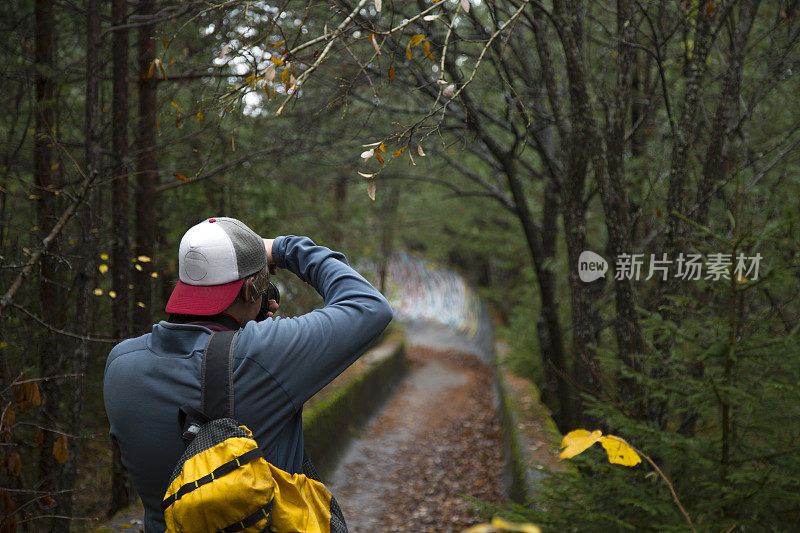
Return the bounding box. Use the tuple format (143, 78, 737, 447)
(103, 235, 393, 532)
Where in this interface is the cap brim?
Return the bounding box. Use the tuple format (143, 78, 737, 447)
(165, 278, 245, 316)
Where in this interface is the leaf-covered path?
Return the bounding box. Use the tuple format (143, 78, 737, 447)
(327, 325, 504, 532)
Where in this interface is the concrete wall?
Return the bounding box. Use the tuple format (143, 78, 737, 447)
(303, 331, 408, 478)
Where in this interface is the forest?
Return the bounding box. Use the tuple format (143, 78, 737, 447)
(1, 0, 799, 530)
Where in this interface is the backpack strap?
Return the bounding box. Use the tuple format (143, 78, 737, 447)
(201, 330, 239, 419)
(178, 330, 239, 443)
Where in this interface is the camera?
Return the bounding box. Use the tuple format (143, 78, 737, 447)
(256, 282, 280, 321)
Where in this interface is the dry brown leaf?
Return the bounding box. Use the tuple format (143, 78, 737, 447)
(7, 451, 21, 477)
(367, 181, 376, 201)
(0, 404, 14, 429)
(53, 434, 69, 464)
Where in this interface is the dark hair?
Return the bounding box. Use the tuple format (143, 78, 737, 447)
(238, 266, 270, 303)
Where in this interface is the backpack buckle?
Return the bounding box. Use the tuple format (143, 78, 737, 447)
(182, 423, 201, 444)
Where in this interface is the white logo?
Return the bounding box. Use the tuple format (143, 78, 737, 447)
(578, 251, 608, 282)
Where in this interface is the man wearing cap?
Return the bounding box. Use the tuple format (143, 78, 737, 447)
(103, 218, 394, 532)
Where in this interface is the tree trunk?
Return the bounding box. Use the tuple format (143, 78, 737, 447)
(111, 0, 135, 513)
(34, 0, 71, 528)
(663, 7, 716, 294)
(601, 0, 646, 407)
(134, 0, 158, 336)
(64, 0, 103, 523)
(549, 0, 606, 422)
(504, 165, 573, 430)
(698, 0, 760, 227)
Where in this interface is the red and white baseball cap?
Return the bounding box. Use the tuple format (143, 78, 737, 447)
(165, 217, 267, 315)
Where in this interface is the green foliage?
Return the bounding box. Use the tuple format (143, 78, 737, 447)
(506, 243, 800, 530)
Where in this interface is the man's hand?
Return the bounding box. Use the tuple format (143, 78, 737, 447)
(265, 299, 279, 318)
(263, 238, 277, 275)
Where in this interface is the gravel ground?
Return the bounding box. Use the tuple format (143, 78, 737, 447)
(327, 345, 504, 532)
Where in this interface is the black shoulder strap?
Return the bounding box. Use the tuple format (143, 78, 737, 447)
(201, 330, 239, 419)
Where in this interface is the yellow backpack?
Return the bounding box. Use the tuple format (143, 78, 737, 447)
(161, 331, 348, 533)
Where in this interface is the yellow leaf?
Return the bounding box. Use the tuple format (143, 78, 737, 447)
(375, 151, 385, 165)
(270, 56, 284, 66)
(393, 147, 405, 157)
(281, 68, 289, 83)
(158, 59, 168, 80)
(378, 143, 386, 153)
(98, 264, 109, 274)
(135, 264, 143, 271)
(50, 162, 59, 171)
(137, 255, 151, 262)
(170, 100, 181, 111)
(100, 253, 109, 260)
(367, 181, 376, 201)
(137, 302, 145, 308)
(109, 291, 117, 299)
(461, 525, 495, 533)
(269, 41, 285, 49)
(599, 435, 641, 467)
(409, 34, 425, 47)
(146, 60, 155, 79)
(150, 272, 159, 278)
(491, 517, 542, 533)
(388, 66, 395, 82)
(230, 134, 235, 153)
(196, 111, 204, 123)
(53, 434, 69, 464)
(0, 342, 6, 349)
(93, 288, 103, 295)
(406, 44, 414, 61)
(559, 429, 602, 459)
(246, 74, 256, 84)
(173, 173, 188, 182)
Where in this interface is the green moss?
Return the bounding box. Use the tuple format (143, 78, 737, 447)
(303, 333, 407, 477)
(495, 366, 530, 504)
